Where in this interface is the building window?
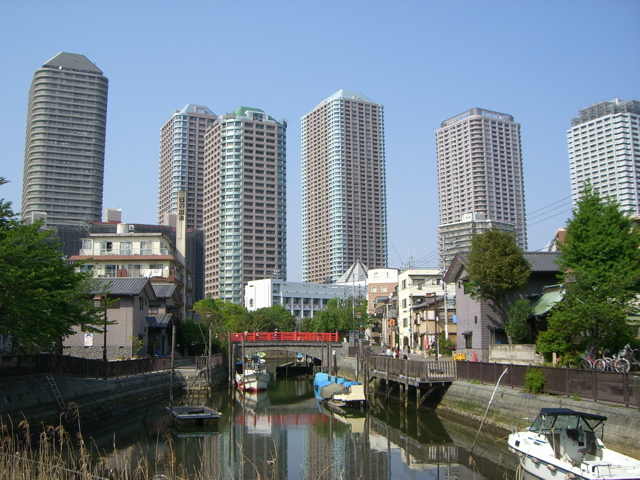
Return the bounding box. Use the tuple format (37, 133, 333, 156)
(382, 286, 387, 293)
(371, 286, 377, 293)
(465, 334, 472, 349)
(139, 298, 144, 310)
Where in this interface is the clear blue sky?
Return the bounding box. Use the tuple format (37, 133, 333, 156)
(1, 1, 638, 281)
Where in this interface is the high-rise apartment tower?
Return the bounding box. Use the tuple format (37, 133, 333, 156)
(203, 107, 287, 303)
(568, 99, 640, 215)
(22, 52, 108, 226)
(301, 90, 388, 283)
(436, 108, 527, 268)
(158, 104, 217, 229)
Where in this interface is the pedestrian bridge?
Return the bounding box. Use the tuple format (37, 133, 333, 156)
(230, 331, 341, 363)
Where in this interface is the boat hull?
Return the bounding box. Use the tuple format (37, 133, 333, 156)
(509, 432, 640, 480)
(236, 371, 270, 392)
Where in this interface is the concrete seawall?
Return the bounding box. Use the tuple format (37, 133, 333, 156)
(0, 372, 186, 429)
(438, 380, 640, 458)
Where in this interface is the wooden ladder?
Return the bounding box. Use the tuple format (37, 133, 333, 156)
(46, 375, 66, 412)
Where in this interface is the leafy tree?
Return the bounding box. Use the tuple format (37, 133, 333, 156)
(507, 299, 532, 344)
(537, 186, 640, 360)
(0, 178, 104, 353)
(179, 319, 209, 356)
(464, 229, 531, 343)
(252, 305, 296, 332)
(192, 297, 221, 328)
(302, 296, 367, 337)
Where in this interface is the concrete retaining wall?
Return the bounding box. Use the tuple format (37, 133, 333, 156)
(0, 372, 185, 429)
(438, 380, 640, 457)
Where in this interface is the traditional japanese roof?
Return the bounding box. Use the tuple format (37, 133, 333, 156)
(91, 277, 157, 299)
(523, 252, 562, 272)
(444, 251, 561, 283)
(146, 314, 173, 328)
(152, 283, 177, 298)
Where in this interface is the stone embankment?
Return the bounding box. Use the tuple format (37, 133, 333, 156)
(0, 358, 230, 430)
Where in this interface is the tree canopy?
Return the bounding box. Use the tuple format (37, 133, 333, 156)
(0, 178, 104, 353)
(537, 186, 640, 361)
(463, 229, 531, 343)
(300, 296, 368, 337)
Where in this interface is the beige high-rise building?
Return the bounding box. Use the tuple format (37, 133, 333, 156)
(22, 52, 108, 226)
(436, 108, 527, 268)
(158, 104, 217, 229)
(203, 107, 287, 303)
(301, 90, 388, 284)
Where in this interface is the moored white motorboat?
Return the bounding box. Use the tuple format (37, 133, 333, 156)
(508, 408, 640, 480)
(236, 353, 270, 392)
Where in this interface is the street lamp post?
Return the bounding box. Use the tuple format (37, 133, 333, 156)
(94, 295, 108, 362)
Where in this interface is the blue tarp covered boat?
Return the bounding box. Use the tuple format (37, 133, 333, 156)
(313, 372, 366, 407)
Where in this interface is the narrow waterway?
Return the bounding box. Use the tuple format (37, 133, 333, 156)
(81, 368, 520, 479)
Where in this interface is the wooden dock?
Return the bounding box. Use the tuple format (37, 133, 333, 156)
(365, 355, 455, 408)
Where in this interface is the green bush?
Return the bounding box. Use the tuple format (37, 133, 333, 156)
(524, 367, 546, 394)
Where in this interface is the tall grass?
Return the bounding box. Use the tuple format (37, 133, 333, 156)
(0, 403, 287, 479)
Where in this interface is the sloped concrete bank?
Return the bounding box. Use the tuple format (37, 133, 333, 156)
(437, 380, 640, 458)
(0, 371, 186, 430)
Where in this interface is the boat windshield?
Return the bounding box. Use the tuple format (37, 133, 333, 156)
(529, 413, 595, 434)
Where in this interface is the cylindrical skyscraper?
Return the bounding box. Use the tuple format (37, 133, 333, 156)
(22, 52, 108, 226)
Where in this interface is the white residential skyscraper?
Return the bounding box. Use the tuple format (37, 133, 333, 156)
(22, 52, 108, 226)
(436, 108, 527, 268)
(203, 107, 287, 304)
(158, 104, 217, 229)
(301, 89, 388, 284)
(568, 99, 640, 215)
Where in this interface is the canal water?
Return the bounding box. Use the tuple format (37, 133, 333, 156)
(82, 367, 520, 479)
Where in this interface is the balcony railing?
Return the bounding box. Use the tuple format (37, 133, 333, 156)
(79, 247, 173, 256)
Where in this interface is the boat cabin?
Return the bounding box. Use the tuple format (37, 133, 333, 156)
(528, 408, 605, 463)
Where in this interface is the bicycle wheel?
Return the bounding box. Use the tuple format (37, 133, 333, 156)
(579, 358, 592, 370)
(594, 359, 607, 371)
(614, 358, 630, 373)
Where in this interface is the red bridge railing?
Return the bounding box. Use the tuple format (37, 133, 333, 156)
(230, 332, 339, 343)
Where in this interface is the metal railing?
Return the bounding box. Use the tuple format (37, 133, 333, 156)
(455, 361, 640, 407)
(229, 332, 339, 342)
(0, 354, 172, 379)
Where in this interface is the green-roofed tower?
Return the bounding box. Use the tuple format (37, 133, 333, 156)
(203, 107, 287, 304)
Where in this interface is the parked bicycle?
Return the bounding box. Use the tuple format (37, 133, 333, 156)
(579, 351, 598, 370)
(619, 344, 640, 372)
(594, 351, 630, 373)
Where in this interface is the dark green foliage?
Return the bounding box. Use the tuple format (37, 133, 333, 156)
(191, 299, 296, 337)
(300, 297, 368, 337)
(252, 305, 296, 332)
(0, 178, 104, 353)
(524, 367, 546, 394)
(507, 299, 532, 344)
(438, 336, 456, 356)
(537, 186, 639, 359)
(464, 229, 531, 342)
